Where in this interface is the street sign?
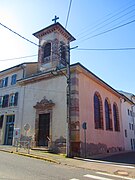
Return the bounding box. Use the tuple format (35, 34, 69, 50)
(82, 122, 87, 130)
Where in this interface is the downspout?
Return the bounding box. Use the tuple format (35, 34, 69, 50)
(131, 96, 135, 150)
(120, 97, 125, 151)
(20, 64, 26, 137)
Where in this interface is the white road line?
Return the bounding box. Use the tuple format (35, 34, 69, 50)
(109, 164, 135, 169)
(96, 172, 135, 180)
(83, 158, 135, 169)
(84, 174, 113, 180)
(70, 179, 79, 180)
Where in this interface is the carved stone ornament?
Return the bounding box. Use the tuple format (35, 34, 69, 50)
(33, 96, 55, 110)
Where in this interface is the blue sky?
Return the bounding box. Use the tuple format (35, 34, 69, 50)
(0, 0, 135, 94)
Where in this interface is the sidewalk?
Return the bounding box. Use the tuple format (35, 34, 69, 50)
(0, 145, 135, 179)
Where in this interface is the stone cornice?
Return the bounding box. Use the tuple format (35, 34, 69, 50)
(33, 23, 75, 42)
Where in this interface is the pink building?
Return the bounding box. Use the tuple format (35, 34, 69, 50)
(70, 64, 125, 157)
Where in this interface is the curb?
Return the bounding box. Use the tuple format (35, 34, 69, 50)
(0, 149, 13, 153)
(0, 149, 60, 164)
(13, 152, 61, 164)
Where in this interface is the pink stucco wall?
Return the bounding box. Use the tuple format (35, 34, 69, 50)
(78, 70, 124, 156)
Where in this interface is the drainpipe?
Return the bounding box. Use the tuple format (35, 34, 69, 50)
(130, 94, 135, 150)
(131, 104, 135, 151)
(21, 64, 26, 78)
(120, 98, 125, 151)
(20, 64, 26, 137)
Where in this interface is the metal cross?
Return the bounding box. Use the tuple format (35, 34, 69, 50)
(52, 15, 59, 24)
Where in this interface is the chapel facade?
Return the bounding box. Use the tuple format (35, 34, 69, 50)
(0, 21, 135, 156)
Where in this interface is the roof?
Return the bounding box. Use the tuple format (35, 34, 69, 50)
(71, 63, 122, 98)
(0, 62, 37, 74)
(33, 22, 76, 42)
(18, 62, 123, 98)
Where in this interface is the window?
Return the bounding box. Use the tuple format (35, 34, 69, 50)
(105, 99, 112, 130)
(113, 103, 120, 131)
(0, 96, 3, 107)
(128, 109, 130, 115)
(9, 92, 18, 106)
(94, 92, 103, 129)
(133, 139, 135, 150)
(125, 129, 127, 137)
(2, 94, 9, 107)
(14, 92, 18, 106)
(131, 139, 133, 150)
(60, 44, 66, 66)
(43, 43, 51, 63)
(11, 74, 17, 85)
(0, 79, 2, 88)
(2, 77, 8, 87)
(0, 115, 4, 128)
(9, 94, 15, 106)
(129, 123, 131, 130)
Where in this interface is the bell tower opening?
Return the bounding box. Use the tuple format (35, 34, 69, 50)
(33, 19, 75, 72)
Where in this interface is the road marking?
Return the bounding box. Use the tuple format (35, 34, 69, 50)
(83, 158, 135, 169)
(70, 179, 79, 180)
(84, 174, 113, 180)
(96, 172, 135, 180)
(109, 164, 135, 169)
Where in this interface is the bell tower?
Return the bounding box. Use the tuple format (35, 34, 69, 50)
(33, 17, 75, 72)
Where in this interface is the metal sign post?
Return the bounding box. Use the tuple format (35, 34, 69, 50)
(82, 122, 87, 158)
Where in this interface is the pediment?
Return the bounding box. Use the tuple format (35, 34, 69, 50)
(34, 96, 55, 109)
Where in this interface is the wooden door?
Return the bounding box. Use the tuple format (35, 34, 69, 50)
(38, 113, 50, 146)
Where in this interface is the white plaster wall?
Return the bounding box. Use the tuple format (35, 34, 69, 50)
(0, 64, 38, 144)
(121, 100, 135, 150)
(0, 68, 24, 144)
(19, 75, 67, 141)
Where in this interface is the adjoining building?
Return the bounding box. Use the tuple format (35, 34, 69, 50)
(0, 21, 134, 156)
(119, 91, 135, 151)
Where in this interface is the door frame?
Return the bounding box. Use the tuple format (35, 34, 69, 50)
(35, 109, 52, 147)
(38, 113, 50, 146)
(4, 115, 15, 145)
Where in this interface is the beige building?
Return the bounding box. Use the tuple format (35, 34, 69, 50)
(0, 62, 38, 145)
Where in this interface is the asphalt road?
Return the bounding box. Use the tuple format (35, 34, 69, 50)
(100, 152, 135, 165)
(0, 151, 134, 180)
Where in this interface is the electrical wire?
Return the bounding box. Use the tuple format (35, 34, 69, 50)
(78, 8, 135, 41)
(65, 0, 73, 29)
(76, 1, 135, 38)
(78, 19, 135, 43)
(0, 54, 38, 61)
(76, 47, 135, 51)
(0, 22, 39, 47)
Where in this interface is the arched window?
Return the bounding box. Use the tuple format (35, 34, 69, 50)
(43, 43, 51, 63)
(94, 92, 104, 129)
(105, 99, 112, 130)
(113, 103, 120, 131)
